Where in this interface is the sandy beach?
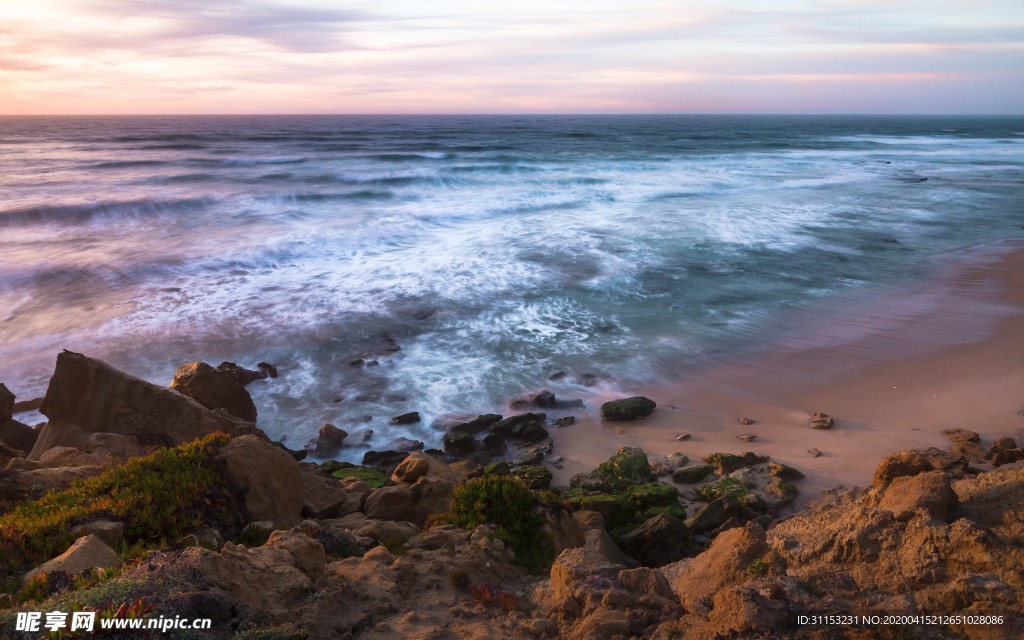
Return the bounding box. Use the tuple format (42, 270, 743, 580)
(548, 240, 1024, 504)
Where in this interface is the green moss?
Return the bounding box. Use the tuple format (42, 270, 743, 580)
(237, 523, 272, 547)
(514, 465, 553, 490)
(331, 466, 388, 488)
(645, 504, 687, 520)
(622, 483, 679, 511)
(561, 490, 635, 530)
(696, 477, 766, 510)
(598, 447, 654, 489)
(703, 452, 768, 474)
(429, 476, 554, 573)
(0, 432, 231, 580)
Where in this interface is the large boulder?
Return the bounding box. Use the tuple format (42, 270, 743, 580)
(617, 514, 692, 567)
(363, 476, 454, 526)
(668, 522, 767, 612)
(36, 351, 261, 449)
(299, 471, 348, 519)
(549, 529, 633, 603)
(25, 534, 122, 579)
(170, 361, 258, 422)
(872, 447, 968, 486)
(219, 435, 303, 529)
(571, 447, 655, 492)
(877, 470, 956, 522)
(600, 396, 656, 421)
(308, 423, 347, 456)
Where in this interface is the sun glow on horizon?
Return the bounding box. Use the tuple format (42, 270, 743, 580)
(0, 0, 1022, 115)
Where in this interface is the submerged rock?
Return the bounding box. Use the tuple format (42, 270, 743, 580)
(389, 411, 421, 425)
(600, 396, 656, 420)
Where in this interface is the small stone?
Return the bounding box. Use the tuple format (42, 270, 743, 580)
(737, 433, 756, 442)
(675, 433, 691, 441)
(809, 412, 833, 429)
(808, 448, 821, 457)
(553, 416, 576, 427)
(738, 417, 754, 425)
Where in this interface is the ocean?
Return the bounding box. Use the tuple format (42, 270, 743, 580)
(1, 114, 1022, 458)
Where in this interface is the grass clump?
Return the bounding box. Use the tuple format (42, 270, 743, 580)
(0, 432, 231, 580)
(330, 466, 388, 488)
(429, 475, 554, 573)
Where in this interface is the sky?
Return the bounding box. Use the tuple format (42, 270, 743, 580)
(1, 0, 1022, 114)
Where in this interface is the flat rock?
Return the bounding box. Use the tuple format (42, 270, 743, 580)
(941, 428, 980, 444)
(26, 534, 122, 580)
(389, 411, 421, 425)
(872, 447, 968, 486)
(877, 470, 955, 522)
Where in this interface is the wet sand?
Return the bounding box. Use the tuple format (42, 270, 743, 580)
(548, 241, 1024, 504)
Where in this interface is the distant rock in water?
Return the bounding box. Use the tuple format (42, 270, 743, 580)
(600, 396, 656, 421)
(509, 389, 584, 411)
(389, 411, 421, 425)
(308, 423, 347, 456)
(171, 361, 258, 422)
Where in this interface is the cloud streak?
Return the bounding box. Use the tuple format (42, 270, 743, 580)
(0, 0, 1021, 114)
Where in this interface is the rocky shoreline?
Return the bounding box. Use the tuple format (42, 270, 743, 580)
(1, 351, 1022, 639)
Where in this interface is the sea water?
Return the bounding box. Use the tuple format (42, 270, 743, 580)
(1, 115, 1022, 458)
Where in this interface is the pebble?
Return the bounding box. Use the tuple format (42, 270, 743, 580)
(738, 417, 754, 425)
(675, 433, 691, 441)
(808, 448, 821, 457)
(737, 433, 756, 442)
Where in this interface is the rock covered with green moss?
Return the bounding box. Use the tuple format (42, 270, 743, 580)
(599, 396, 656, 420)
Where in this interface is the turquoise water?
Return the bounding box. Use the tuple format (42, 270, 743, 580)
(1, 115, 1021, 456)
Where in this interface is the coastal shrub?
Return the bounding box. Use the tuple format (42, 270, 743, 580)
(746, 557, 767, 577)
(429, 475, 555, 572)
(237, 523, 273, 548)
(468, 583, 522, 613)
(0, 432, 231, 580)
(330, 466, 388, 488)
(383, 536, 409, 556)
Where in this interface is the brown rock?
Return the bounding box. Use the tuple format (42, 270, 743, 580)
(353, 519, 419, 544)
(363, 476, 454, 526)
(213, 362, 267, 386)
(941, 428, 980, 444)
(0, 383, 14, 422)
(878, 470, 956, 522)
(69, 520, 125, 547)
(310, 423, 347, 455)
(219, 435, 303, 529)
(991, 436, 1018, 453)
(704, 585, 791, 637)
(299, 471, 347, 519)
(266, 529, 326, 579)
(992, 448, 1024, 467)
(809, 412, 833, 429)
(668, 522, 767, 611)
(617, 514, 692, 567)
(0, 418, 37, 456)
(550, 529, 633, 603)
(200, 542, 314, 615)
(569, 607, 630, 640)
(392, 455, 430, 484)
(25, 534, 122, 579)
(617, 567, 674, 599)
(170, 361, 258, 422)
(872, 447, 968, 486)
(37, 351, 260, 448)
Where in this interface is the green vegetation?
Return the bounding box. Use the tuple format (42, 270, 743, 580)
(429, 475, 554, 573)
(0, 433, 231, 580)
(383, 536, 409, 556)
(237, 523, 273, 548)
(622, 482, 679, 511)
(560, 490, 635, 530)
(593, 447, 654, 490)
(644, 504, 687, 520)
(746, 557, 767, 577)
(695, 477, 766, 510)
(330, 466, 388, 488)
